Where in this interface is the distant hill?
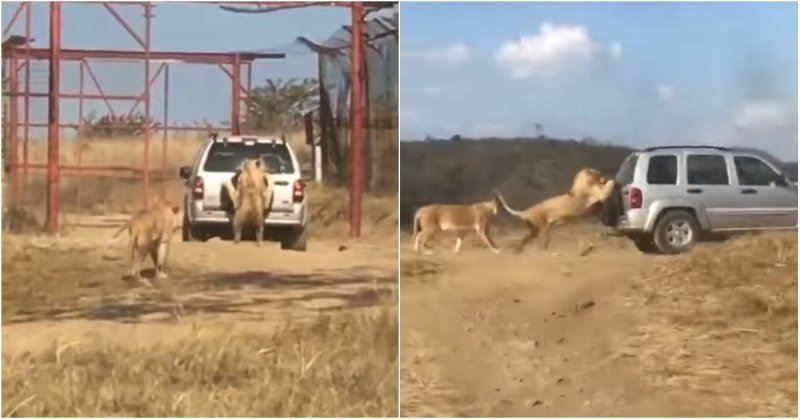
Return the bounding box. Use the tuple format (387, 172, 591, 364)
(400, 137, 633, 227)
(400, 137, 798, 228)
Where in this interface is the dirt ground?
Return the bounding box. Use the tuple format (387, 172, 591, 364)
(400, 222, 797, 417)
(3, 217, 396, 356)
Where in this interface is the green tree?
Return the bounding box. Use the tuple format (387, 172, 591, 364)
(247, 78, 318, 133)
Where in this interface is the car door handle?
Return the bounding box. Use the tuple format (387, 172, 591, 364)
(687, 188, 703, 194)
(274, 181, 289, 186)
(741, 188, 757, 194)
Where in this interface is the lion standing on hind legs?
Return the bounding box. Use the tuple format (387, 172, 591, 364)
(113, 196, 180, 286)
(495, 168, 615, 252)
(223, 158, 273, 246)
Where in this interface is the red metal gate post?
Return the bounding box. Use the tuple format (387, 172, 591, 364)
(76, 60, 85, 209)
(46, 2, 61, 233)
(8, 48, 19, 210)
(244, 61, 252, 132)
(231, 53, 241, 135)
(22, 1, 31, 209)
(162, 63, 169, 195)
(142, 2, 152, 204)
(349, 1, 363, 237)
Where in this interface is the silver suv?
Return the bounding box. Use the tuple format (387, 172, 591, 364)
(602, 146, 797, 254)
(178, 135, 309, 251)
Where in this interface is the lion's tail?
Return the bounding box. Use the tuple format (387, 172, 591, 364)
(493, 188, 525, 218)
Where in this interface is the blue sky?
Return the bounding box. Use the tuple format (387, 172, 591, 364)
(2, 2, 348, 134)
(401, 2, 798, 157)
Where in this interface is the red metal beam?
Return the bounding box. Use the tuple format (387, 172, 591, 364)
(22, 1, 32, 209)
(349, 1, 363, 237)
(231, 53, 241, 135)
(77, 60, 85, 209)
(82, 59, 117, 116)
(126, 62, 166, 117)
(24, 122, 230, 132)
(2, 2, 26, 38)
(103, 3, 147, 49)
(12, 163, 181, 179)
(13, 47, 284, 63)
(7, 91, 142, 101)
(8, 49, 19, 209)
(245, 61, 253, 131)
(162, 64, 170, 195)
(216, 63, 248, 94)
(142, 2, 152, 204)
(46, 2, 61, 233)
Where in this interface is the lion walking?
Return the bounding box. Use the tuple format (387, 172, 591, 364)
(113, 197, 180, 284)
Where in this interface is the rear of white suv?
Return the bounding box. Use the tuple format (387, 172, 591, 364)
(602, 146, 796, 254)
(179, 135, 309, 250)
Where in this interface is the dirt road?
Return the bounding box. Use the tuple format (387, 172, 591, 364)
(400, 224, 797, 416)
(3, 220, 397, 356)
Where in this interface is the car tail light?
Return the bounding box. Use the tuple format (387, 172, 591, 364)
(630, 187, 642, 209)
(293, 179, 306, 203)
(191, 176, 204, 200)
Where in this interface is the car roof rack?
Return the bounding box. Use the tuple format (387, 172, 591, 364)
(643, 145, 730, 152)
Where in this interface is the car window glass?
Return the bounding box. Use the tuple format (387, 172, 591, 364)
(647, 155, 677, 185)
(734, 156, 780, 186)
(203, 143, 294, 173)
(616, 154, 637, 185)
(687, 154, 728, 185)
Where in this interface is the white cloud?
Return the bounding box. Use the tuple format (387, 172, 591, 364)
(404, 43, 471, 67)
(657, 84, 677, 102)
(494, 22, 621, 79)
(735, 101, 791, 129)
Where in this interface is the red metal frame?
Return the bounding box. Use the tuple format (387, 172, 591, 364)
(46, 2, 61, 231)
(349, 1, 363, 237)
(3, 1, 370, 237)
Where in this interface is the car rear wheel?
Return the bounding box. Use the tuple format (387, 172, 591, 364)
(633, 234, 658, 254)
(281, 225, 308, 251)
(182, 211, 208, 242)
(653, 210, 699, 254)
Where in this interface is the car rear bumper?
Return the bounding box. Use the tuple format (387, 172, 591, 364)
(186, 201, 307, 227)
(613, 209, 649, 232)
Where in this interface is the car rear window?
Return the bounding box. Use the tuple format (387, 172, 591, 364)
(687, 154, 728, 185)
(203, 142, 294, 173)
(646, 155, 678, 185)
(615, 153, 638, 185)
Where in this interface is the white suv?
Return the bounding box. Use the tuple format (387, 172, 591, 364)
(179, 135, 309, 251)
(602, 146, 797, 254)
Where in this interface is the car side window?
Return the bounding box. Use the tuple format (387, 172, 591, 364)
(687, 154, 729, 185)
(615, 154, 637, 185)
(734, 156, 780, 186)
(647, 155, 678, 185)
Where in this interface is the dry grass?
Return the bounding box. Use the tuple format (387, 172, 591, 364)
(10, 130, 333, 221)
(2, 308, 398, 417)
(307, 183, 398, 239)
(624, 232, 797, 416)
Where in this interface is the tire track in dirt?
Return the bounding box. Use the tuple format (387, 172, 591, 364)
(400, 229, 699, 416)
(3, 227, 397, 356)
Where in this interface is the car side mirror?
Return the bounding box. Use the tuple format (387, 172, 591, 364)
(179, 166, 191, 179)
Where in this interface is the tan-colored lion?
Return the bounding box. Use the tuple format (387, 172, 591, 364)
(495, 168, 615, 251)
(223, 158, 273, 246)
(412, 198, 501, 254)
(113, 197, 180, 284)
